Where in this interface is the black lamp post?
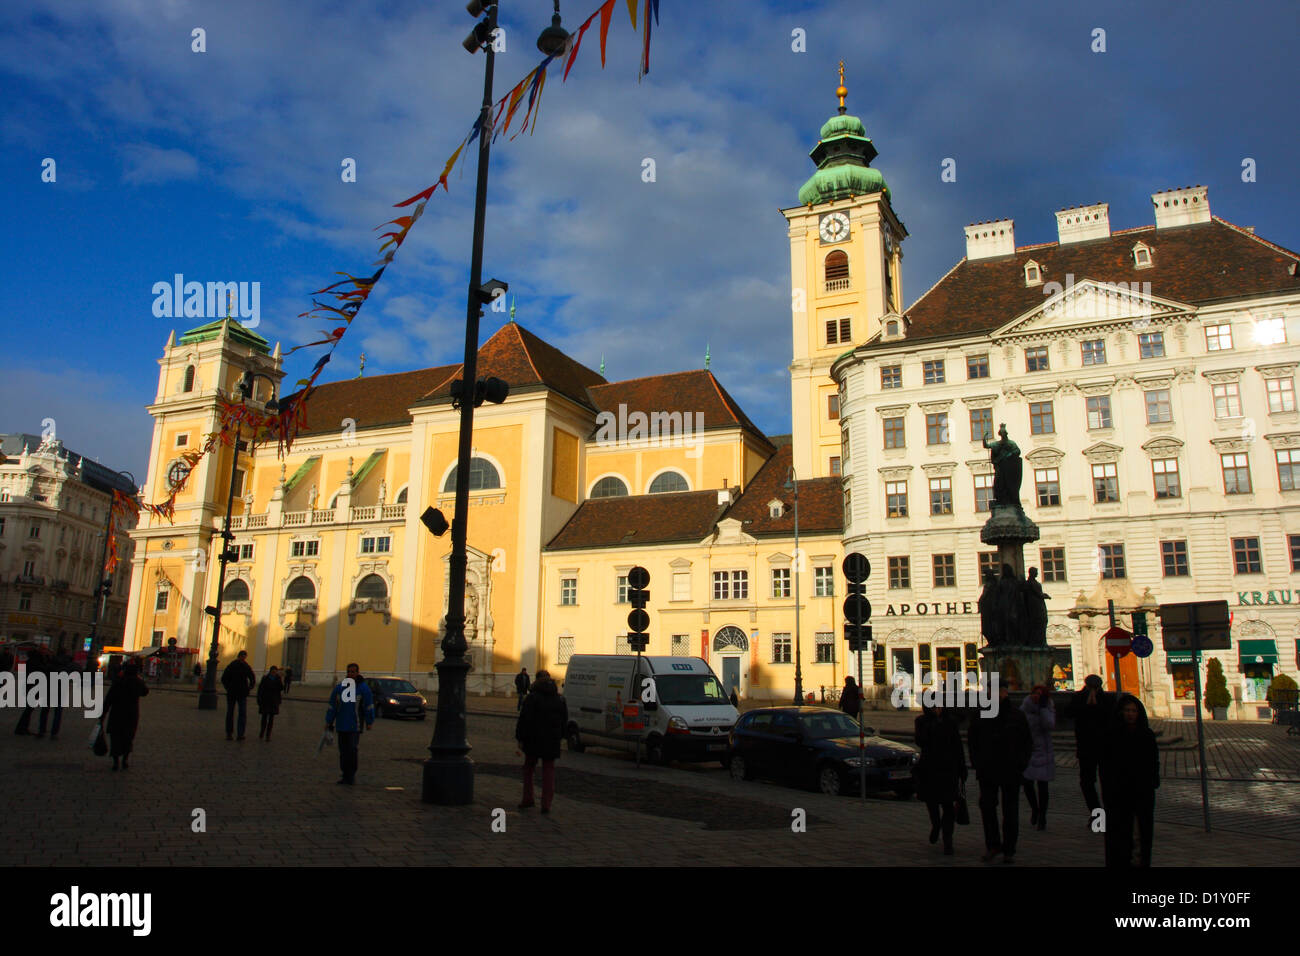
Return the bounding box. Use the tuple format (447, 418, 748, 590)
(784, 467, 804, 704)
(198, 370, 277, 710)
(87, 469, 136, 671)
(421, 0, 553, 805)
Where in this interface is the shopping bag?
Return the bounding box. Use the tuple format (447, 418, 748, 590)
(316, 729, 334, 755)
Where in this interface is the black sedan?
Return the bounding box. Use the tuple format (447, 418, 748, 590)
(727, 706, 918, 797)
(366, 677, 428, 719)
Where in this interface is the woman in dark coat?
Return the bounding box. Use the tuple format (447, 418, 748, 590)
(1100, 694, 1159, 867)
(257, 666, 284, 741)
(102, 662, 150, 771)
(915, 702, 967, 855)
(1021, 684, 1056, 830)
(839, 676, 862, 719)
(515, 670, 569, 813)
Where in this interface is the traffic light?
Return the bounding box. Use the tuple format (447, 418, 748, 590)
(1132, 611, 1148, 639)
(842, 552, 872, 653)
(627, 566, 650, 653)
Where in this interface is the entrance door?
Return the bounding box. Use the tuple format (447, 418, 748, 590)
(284, 636, 306, 681)
(721, 656, 741, 697)
(1105, 650, 1139, 694)
(891, 648, 914, 708)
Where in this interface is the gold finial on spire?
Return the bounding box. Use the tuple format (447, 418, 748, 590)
(836, 59, 847, 114)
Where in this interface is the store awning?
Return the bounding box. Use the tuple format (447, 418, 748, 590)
(1167, 651, 1196, 665)
(1238, 639, 1279, 665)
(283, 456, 320, 494)
(350, 448, 387, 489)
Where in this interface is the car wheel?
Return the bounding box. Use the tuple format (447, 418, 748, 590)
(818, 763, 845, 796)
(644, 735, 666, 765)
(729, 754, 753, 781)
(566, 726, 584, 752)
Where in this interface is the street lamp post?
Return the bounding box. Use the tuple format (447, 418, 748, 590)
(423, 0, 567, 805)
(198, 370, 276, 710)
(785, 468, 803, 704)
(87, 469, 135, 671)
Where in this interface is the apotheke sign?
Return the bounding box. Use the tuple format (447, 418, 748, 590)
(884, 601, 976, 617)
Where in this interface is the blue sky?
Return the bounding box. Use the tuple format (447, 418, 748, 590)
(2, 0, 1297, 484)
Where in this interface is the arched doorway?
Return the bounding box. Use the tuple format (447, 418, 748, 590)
(712, 625, 749, 698)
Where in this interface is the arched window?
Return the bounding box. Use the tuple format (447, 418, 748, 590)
(443, 457, 501, 492)
(396, 487, 408, 504)
(648, 471, 689, 494)
(285, 576, 316, 601)
(886, 320, 900, 336)
(590, 476, 629, 499)
(222, 579, 250, 602)
(183, 366, 196, 392)
(356, 574, 388, 600)
(825, 250, 849, 283)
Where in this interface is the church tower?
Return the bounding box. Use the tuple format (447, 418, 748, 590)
(783, 66, 907, 479)
(122, 317, 282, 654)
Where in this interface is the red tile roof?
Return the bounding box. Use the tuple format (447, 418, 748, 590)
(546, 490, 727, 551)
(589, 370, 773, 447)
(724, 444, 844, 538)
(295, 365, 458, 436)
(887, 217, 1300, 350)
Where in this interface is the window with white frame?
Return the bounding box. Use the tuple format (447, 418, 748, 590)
(360, 535, 391, 554)
(671, 634, 690, 656)
(616, 574, 630, 603)
(1212, 382, 1242, 419)
(771, 567, 791, 598)
(291, 539, 320, 558)
(814, 566, 834, 597)
(557, 636, 575, 664)
(712, 570, 748, 601)
(672, 570, 690, 601)
(560, 577, 577, 606)
(1266, 377, 1297, 413)
(771, 633, 792, 663)
(1254, 317, 1286, 346)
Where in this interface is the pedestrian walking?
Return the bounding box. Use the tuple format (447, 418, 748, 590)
(325, 663, 374, 785)
(839, 676, 862, 719)
(1101, 694, 1159, 867)
(193, 662, 203, 687)
(728, 688, 739, 708)
(220, 650, 256, 740)
(37, 647, 74, 739)
(1021, 684, 1055, 830)
(14, 648, 48, 736)
(282, 666, 293, 696)
(1066, 674, 1114, 818)
(514, 667, 531, 712)
(915, 702, 967, 855)
(515, 670, 568, 813)
(102, 662, 150, 771)
(968, 681, 1032, 864)
(257, 666, 284, 741)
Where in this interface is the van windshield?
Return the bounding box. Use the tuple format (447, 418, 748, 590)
(649, 674, 732, 706)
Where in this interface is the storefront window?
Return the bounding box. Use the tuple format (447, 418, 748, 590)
(1172, 664, 1196, 700)
(1242, 665, 1273, 703)
(1049, 646, 1074, 691)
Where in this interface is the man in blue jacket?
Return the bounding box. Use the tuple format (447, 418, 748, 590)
(325, 662, 374, 785)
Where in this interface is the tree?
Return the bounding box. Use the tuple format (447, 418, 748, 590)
(1204, 657, 1231, 714)
(1266, 672, 1298, 705)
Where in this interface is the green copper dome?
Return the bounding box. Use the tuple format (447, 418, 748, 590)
(798, 108, 889, 206)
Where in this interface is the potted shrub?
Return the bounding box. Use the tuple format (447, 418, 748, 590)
(1204, 658, 1231, 720)
(1267, 673, 1299, 722)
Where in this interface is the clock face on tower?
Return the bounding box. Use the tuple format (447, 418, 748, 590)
(166, 458, 192, 491)
(819, 212, 850, 244)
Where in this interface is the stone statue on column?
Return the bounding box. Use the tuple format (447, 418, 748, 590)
(978, 571, 1001, 646)
(995, 564, 1023, 644)
(1021, 567, 1049, 646)
(982, 423, 1023, 510)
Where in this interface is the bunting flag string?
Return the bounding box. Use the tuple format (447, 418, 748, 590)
(134, 0, 658, 525)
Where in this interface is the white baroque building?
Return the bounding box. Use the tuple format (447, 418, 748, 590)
(831, 186, 1300, 719)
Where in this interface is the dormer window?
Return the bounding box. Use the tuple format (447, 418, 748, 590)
(1024, 260, 1042, 287)
(767, 498, 786, 519)
(1132, 242, 1153, 269)
(886, 320, 900, 336)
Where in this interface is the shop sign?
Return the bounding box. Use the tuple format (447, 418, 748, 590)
(884, 601, 975, 617)
(1237, 590, 1297, 606)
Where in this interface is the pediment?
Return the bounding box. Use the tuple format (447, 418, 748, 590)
(1083, 441, 1123, 463)
(995, 278, 1193, 340)
(713, 517, 756, 547)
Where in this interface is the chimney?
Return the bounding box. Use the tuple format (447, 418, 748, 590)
(1055, 202, 1110, 244)
(717, 489, 732, 507)
(964, 220, 1015, 261)
(1152, 186, 1210, 229)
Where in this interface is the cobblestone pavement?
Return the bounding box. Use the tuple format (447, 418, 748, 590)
(4, 688, 1294, 867)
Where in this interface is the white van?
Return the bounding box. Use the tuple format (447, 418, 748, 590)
(562, 655, 738, 764)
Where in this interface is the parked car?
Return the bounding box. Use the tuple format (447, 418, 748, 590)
(365, 677, 427, 719)
(727, 706, 918, 797)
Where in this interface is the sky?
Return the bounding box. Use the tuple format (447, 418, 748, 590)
(2, 0, 1298, 485)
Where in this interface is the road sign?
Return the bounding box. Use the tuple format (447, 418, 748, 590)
(627, 608, 650, 633)
(1105, 625, 1132, 657)
(843, 594, 871, 623)
(628, 566, 650, 590)
(1159, 601, 1231, 651)
(1132, 634, 1154, 658)
(843, 552, 870, 584)
(627, 633, 648, 652)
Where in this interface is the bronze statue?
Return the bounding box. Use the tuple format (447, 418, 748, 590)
(982, 423, 1023, 510)
(1021, 566, 1049, 646)
(995, 563, 1023, 644)
(978, 570, 1000, 645)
